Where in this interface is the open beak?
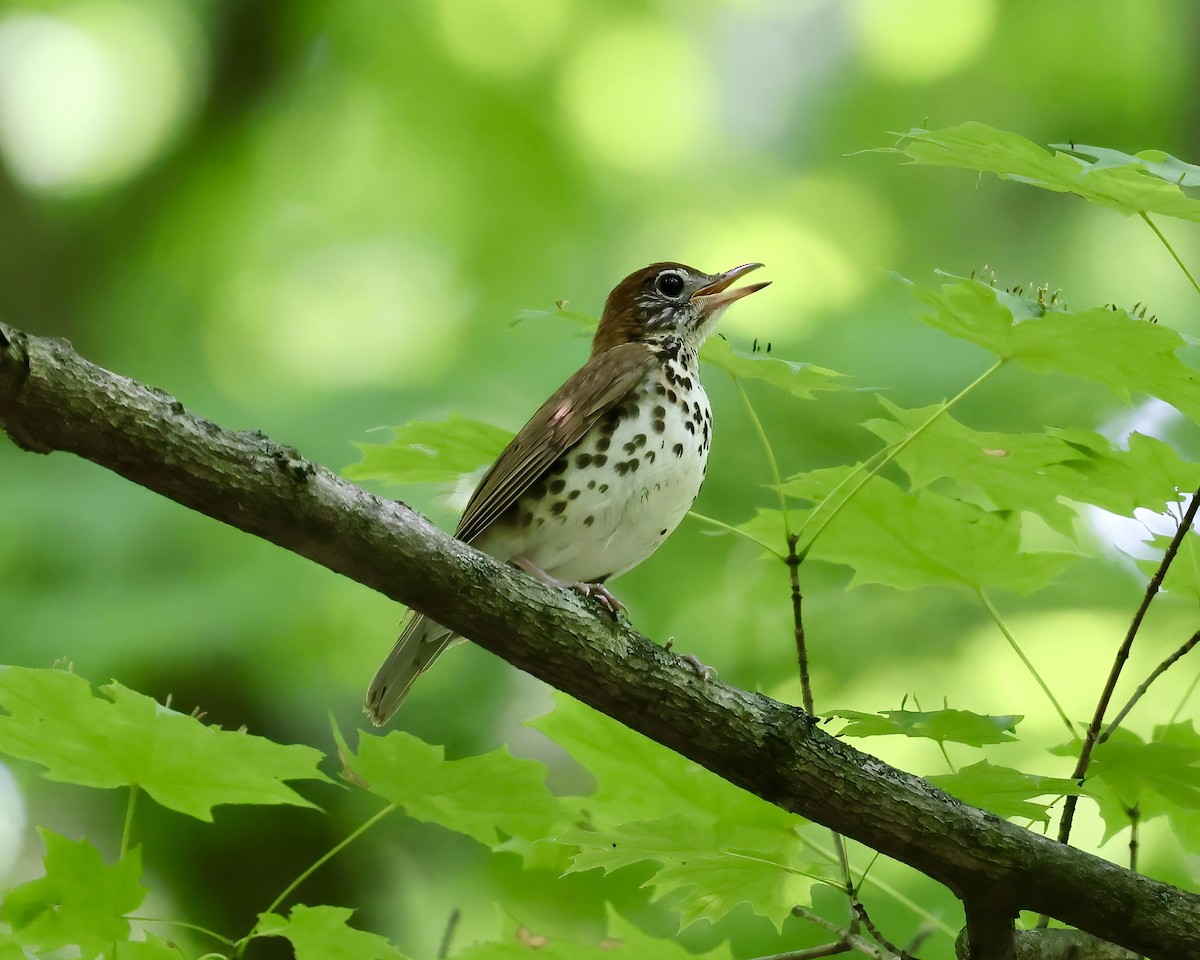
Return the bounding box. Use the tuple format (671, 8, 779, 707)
(693, 262, 770, 315)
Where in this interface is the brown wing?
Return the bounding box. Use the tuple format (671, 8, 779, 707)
(454, 341, 656, 545)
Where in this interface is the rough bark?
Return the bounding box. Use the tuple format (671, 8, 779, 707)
(2, 322, 1198, 960)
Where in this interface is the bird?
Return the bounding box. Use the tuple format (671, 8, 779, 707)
(365, 261, 769, 725)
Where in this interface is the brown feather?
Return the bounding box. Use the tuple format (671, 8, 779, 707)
(590, 261, 693, 355)
(454, 341, 657, 545)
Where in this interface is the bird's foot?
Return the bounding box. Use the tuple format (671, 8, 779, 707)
(664, 637, 716, 681)
(512, 556, 626, 619)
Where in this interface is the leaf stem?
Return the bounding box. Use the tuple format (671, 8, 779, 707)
(120, 784, 139, 859)
(1139, 211, 1200, 298)
(687, 509, 786, 560)
(977, 588, 1076, 738)
(797, 359, 1005, 551)
(235, 802, 398, 957)
(129, 917, 237, 947)
(267, 802, 396, 916)
(732, 375, 791, 539)
(937, 741, 957, 775)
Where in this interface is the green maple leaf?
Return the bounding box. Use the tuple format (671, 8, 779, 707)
(529, 693, 798, 832)
(1053, 722, 1200, 842)
(346, 414, 513, 486)
(561, 814, 822, 931)
(700, 335, 848, 398)
(1136, 529, 1200, 601)
(829, 708, 1021, 747)
(337, 726, 569, 847)
(776, 469, 1074, 593)
(881, 122, 1200, 221)
(927, 761, 1082, 824)
(0, 667, 328, 820)
(112, 934, 185, 959)
(255, 905, 407, 960)
(0, 829, 145, 956)
(865, 399, 1200, 535)
(909, 279, 1200, 423)
(454, 907, 734, 959)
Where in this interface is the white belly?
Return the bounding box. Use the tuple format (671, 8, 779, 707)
(483, 366, 712, 583)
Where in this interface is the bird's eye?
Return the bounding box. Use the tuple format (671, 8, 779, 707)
(655, 272, 686, 298)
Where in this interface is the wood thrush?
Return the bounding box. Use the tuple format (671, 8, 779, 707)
(365, 261, 769, 724)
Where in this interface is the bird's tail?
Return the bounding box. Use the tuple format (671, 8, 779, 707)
(364, 613, 455, 725)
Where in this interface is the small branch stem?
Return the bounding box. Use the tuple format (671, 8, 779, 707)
(1057, 485, 1200, 847)
(787, 533, 814, 715)
(854, 902, 913, 959)
(1129, 806, 1140, 873)
(1100, 630, 1200, 743)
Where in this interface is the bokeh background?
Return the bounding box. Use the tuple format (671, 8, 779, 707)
(2, 1, 1199, 957)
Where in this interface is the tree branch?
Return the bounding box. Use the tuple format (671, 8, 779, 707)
(2, 323, 1199, 959)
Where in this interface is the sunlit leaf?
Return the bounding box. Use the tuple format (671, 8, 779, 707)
(454, 907, 734, 960)
(255, 905, 407, 960)
(337, 726, 570, 848)
(700, 335, 849, 398)
(865, 399, 1200, 534)
(884, 122, 1200, 221)
(1057, 144, 1200, 189)
(909, 279, 1200, 423)
(1135, 528, 1200, 601)
(529, 693, 800, 832)
(829, 708, 1021, 746)
(1053, 723, 1200, 842)
(113, 934, 187, 959)
(560, 814, 821, 931)
(345, 414, 513, 485)
(927, 761, 1081, 823)
(0, 829, 145, 956)
(781, 468, 1074, 593)
(0, 667, 328, 820)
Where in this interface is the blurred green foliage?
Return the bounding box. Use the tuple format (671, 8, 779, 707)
(3, 1, 1200, 957)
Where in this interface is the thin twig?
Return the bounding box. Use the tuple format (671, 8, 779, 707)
(1056, 485, 1200, 848)
(854, 902, 915, 959)
(437, 908, 460, 960)
(784, 531, 855, 929)
(1100, 630, 1200, 743)
(788, 533, 814, 715)
(903, 925, 936, 955)
(786, 905, 896, 959)
(751, 940, 850, 960)
(1128, 806, 1140, 874)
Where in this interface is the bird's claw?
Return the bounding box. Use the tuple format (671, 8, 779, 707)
(664, 638, 714, 680)
(680, 654, 715, 681)
(571, 580, 626, 619)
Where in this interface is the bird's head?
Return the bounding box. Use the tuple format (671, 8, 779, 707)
(592, 262, 769, 355)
